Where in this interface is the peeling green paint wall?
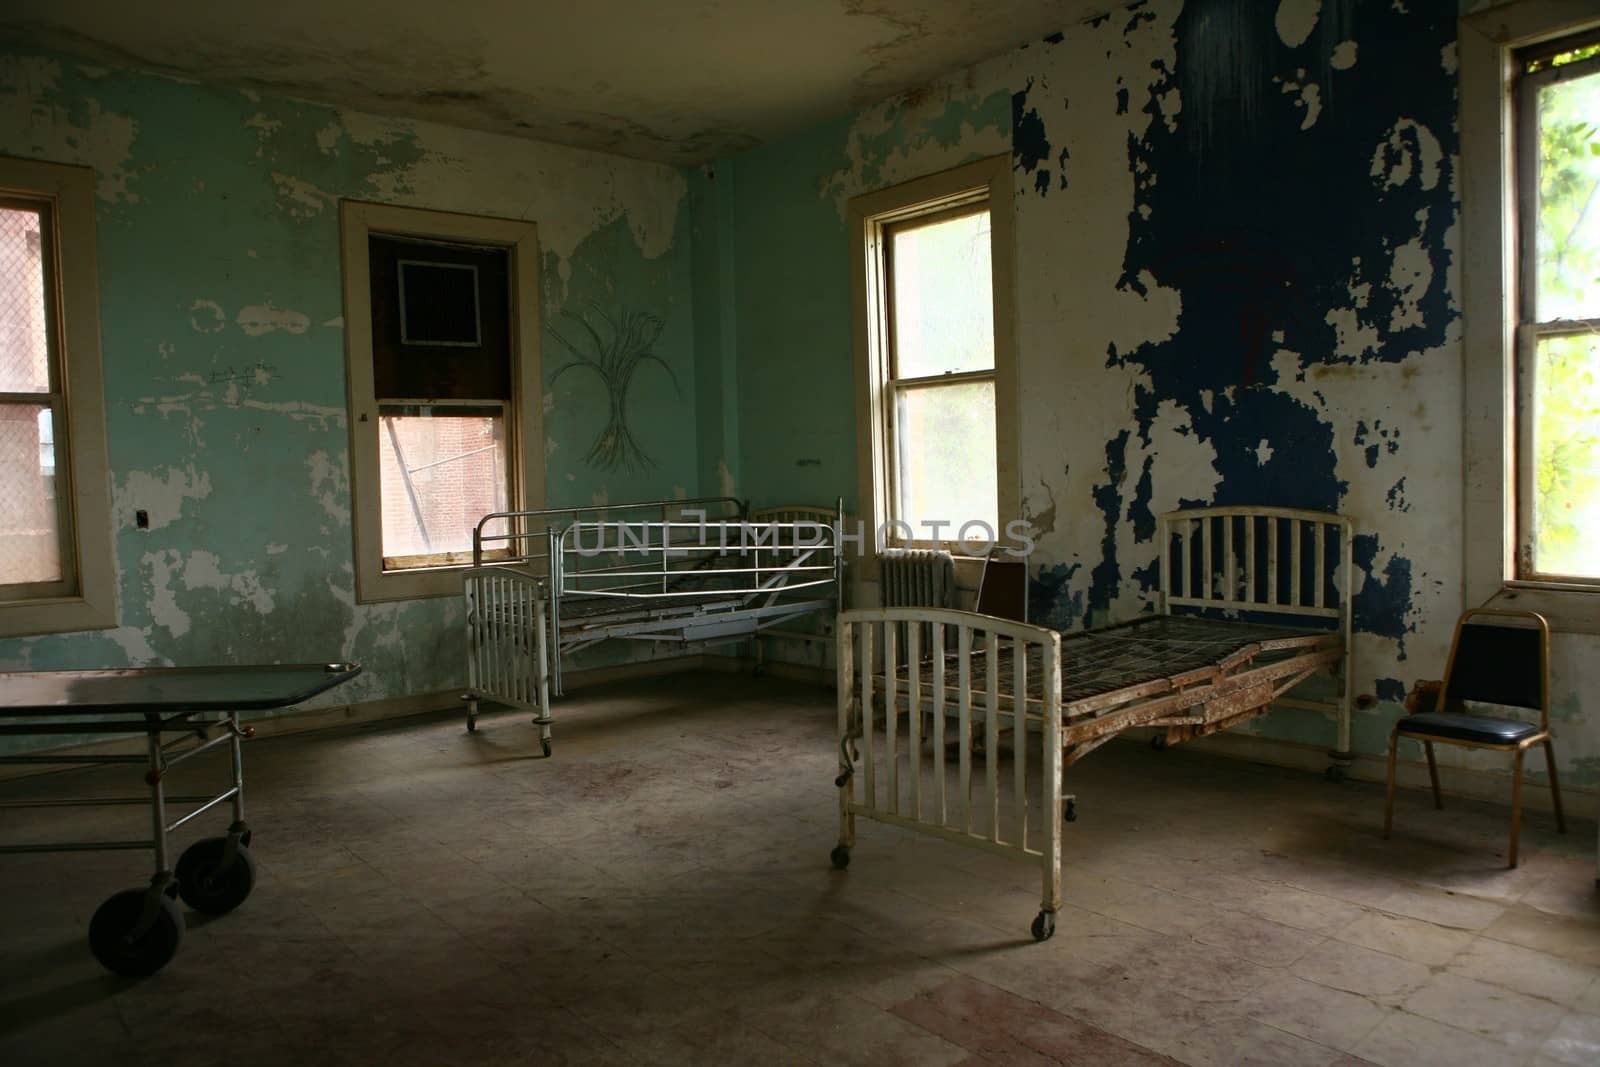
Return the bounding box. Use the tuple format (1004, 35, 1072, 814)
(0, 52, 701, 737)
(713, 90, 1012, 511)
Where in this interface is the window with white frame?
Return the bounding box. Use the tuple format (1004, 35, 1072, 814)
(340, 202, 542, 602)
(851, 156, 1018, 553)
(1515, 32, 1600, 582)
(1462, 4, 1600, 621)
(0, 157, 114, 636)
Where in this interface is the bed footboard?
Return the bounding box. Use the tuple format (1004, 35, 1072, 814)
(463, 567, 553, 756)
(832, 608, 1065, 941)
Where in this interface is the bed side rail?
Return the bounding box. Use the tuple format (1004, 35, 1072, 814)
(553, 516, 841, 601)
(834, 607, 1064, 920)
(470, 496, 747, 569)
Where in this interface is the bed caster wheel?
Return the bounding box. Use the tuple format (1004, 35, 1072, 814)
(1150, 735, 1168, 752)
(1325, 764, 1346, 783)
(175, 837, 257, 914)
(1063, 798, 1078, 823)
(1031, 910, 1056, 942)
(541, 739, 552, 757)
(830, 846, 850, 870)
(466, 719, 477, 733)
(89, 889, 185, 977)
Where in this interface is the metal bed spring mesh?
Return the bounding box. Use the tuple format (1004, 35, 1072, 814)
(878, 615, 1338, 723)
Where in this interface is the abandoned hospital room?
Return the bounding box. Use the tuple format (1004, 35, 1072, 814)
(5, 0, 1600, 1063)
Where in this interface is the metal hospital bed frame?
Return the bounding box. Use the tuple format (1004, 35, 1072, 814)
(463, 496, 844, 752)
(0, 662, 362, 976)
(830, 505, 1353, 941)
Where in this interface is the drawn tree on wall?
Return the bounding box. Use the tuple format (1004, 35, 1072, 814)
(548, 303, 679, 473)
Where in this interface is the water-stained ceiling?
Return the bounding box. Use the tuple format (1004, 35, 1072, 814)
(0, 1, 1113, 164)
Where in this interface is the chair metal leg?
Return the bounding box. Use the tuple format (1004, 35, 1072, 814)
(1544, 738, 1566, 834)
(1509, 748, 1526, 869)
(1383, 726, 1400, 839)
(1424, 741, 1442, 809)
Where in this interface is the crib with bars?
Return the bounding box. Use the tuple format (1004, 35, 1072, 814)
(463, 496, 844, 753)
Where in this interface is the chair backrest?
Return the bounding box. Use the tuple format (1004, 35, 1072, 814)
(976, 554, 1028, 622)
(1438, 609, 1550, 726)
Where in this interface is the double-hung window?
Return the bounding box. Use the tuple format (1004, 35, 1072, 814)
(341, 202, 542, 602)
(851, 156, 1018, 554)
(1462, 5, 1600, 622)
(1515, 33, 1600, 582)
(0, 157, 114, 636)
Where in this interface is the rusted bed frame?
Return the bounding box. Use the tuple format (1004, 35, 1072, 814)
(831, 505, 1353, 940)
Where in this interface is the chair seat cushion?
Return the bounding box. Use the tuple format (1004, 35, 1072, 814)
(1398, 712, 1540, 745)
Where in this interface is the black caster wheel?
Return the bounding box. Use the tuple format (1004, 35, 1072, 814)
(1031, 910, 1056, 942)
(466, 719, 477, 733)
(1150, 735, 1168, 752)
(89, 889, 185, 977)
(830, 846, 850, 870)
(541, 739, 552, 757)
(175, 837, 257, 915)
(1325, 764, 1347, 783)
(1063, 799, 1078, 823)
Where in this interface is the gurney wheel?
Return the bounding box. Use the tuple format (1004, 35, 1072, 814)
(1325, 764, 1346, 783)
(1063, 799, 1077, 823)
(176, 837, 257, 914)
(830, 845, 850, 871)
(89, 889, 184, 977)
(1150, 736, 1168, 752)
(1031, 910, 1056, 942)
(541, 739, 552, 757)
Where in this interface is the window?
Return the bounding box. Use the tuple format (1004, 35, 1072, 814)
(1462, 5, 1600, 625)
(851, 157, 1018, 554)
(341, 202, 542, 602)
(1516, 33, 1600, 582)
(0, 157, 114, 637)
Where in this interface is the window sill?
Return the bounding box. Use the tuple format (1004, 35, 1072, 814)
(357, 564, 479, 604)
(0, 593, 117, 638)
(1483, 583, 1600, 635)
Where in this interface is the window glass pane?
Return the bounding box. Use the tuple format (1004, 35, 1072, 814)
(890, 210, 994, 378)
(0, 206, 51, 394)
(1535, 65, 1600, 321)
(0, 403, 61, 584)
(1531, 332, 1600, 578)
(378, 407, 507, 563)
(894, 379, 997, 540)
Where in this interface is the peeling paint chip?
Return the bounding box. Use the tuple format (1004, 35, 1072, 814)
(237, 304, 310, 337)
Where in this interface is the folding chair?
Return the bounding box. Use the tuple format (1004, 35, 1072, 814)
(1383, 609, 1564, 867)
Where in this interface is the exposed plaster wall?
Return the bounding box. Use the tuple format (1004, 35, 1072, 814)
(715, 0, 1599, 788)
(0, 52, 700, 735)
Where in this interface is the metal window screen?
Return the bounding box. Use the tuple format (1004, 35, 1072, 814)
(0, 205, 64, 588)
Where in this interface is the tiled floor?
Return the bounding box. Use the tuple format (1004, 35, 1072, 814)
(1, 672, 1598, 1066)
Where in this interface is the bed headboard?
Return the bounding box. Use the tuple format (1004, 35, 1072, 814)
(1157, 506, 1353, 631)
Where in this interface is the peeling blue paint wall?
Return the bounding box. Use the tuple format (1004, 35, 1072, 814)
(0, 52, 700, 738)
